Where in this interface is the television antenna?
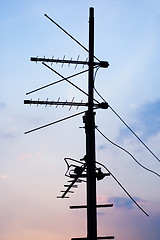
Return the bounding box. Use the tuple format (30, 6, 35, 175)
(24, 7, 150, 240)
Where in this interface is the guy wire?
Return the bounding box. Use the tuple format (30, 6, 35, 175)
(94, 87, 160, 163)
(42, 62, 100, 104)
(44, 14, 100, 62)
(26, 68, 90, 95)
(96, 161, 149, 217)
(96, 127, 160, 178)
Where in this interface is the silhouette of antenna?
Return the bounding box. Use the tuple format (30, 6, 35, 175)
(24, 7, 149, 240)
(30, 56, 109, 68)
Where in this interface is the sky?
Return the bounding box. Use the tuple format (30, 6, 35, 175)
(1, 0, 160, 239)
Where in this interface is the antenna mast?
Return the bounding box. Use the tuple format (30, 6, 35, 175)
(24, 6, 114, 240)
(85, 7, 97, 240)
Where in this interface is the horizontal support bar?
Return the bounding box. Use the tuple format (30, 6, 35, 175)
(70, 204, 113, 209)
(71, 236, 114, 240)
(64, 185, 78, 188)
(30, 57, 109, 68)
(67, 180, 83, 183)
(61, 190, 74, 193)
(57, 196, 69, 199)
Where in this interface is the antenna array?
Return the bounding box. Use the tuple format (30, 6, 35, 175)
(24, 7, 113, 240)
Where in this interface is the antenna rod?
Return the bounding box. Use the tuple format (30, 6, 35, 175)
(30, 57, 109, 68)
(30, 57, 99, 66)
(24, 99, 89, 107)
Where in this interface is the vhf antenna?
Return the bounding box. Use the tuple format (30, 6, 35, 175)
(24, 7, 150, 240)
(24, 7, 111, 240)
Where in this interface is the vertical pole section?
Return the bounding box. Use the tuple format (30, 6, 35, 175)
(86, 7, 97, 240)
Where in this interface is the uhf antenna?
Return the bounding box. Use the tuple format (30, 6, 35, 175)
(24, 7, 149, 240)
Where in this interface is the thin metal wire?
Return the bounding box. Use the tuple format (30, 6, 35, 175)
(26, 68, 90, 95)
(44, 14, 100, 62)
(94, 87, 160, 164)
(96, 127, 160, 178)
(24, 110, 87, 134)
(109, 105, 160, 163)
(42, 62, 100, 104)
(96, 161, 149, 217)
(93, 66, 100, 82)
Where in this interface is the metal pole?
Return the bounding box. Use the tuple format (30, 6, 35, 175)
(84, 7, 97, 240)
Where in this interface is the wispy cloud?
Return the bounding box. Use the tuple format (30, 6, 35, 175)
(1, 175, 8, 179)
(17, 153, 34, 160)
(117, 99, 160, 145)
(108, 196, 147, 210)
(0, 130, 15, 139)
(0, 102, 6, 109)
(97, 144, 107, 150)
(137, 100, 160, 137)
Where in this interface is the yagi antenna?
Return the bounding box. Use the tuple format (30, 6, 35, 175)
(24, 8, 150, 240)
(30, 56, 109, 68)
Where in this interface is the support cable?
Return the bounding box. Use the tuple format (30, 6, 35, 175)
(96, 127, 160, 178)
(24, 110, 87, 134)
(109, 105, 160, 163)
(44, 14, 100, 62)
(96, 161, 149, 217)
(94, 87, 160, 164)
(26, 68, 90, 95)
(42, 62, 100, 104)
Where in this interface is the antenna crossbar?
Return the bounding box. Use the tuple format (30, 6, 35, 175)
(71, 237, 114, 240)
(24, 99, 88, 107)
(24, 99, 109, 109)
(70, 204, 113, 209)
(30, 57, 109, 68)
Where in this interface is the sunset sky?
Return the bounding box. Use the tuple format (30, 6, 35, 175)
(1, 1, 160, 240)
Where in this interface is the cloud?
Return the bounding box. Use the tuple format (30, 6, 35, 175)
(108, 196, 147, 210)
(137, 100, 160, 137)
(119, 99, 160, 141)
(17, 153, 34, 160)
(97, 196, 160, 240)
(1, 175, 8, 179)
(97, 144, 107, 150)
(0, 102, 6, 109)
(0, 130, 15, 139)
(97, 211, 105, 217)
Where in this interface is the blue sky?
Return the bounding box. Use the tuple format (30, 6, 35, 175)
(1, 1, 160, 240)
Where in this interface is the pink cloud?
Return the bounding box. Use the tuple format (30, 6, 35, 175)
(17, 152, 42, 160)
(97, 195, 111, 204)
(17, 153, 33, 160)
(1, 175, 8, 179)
